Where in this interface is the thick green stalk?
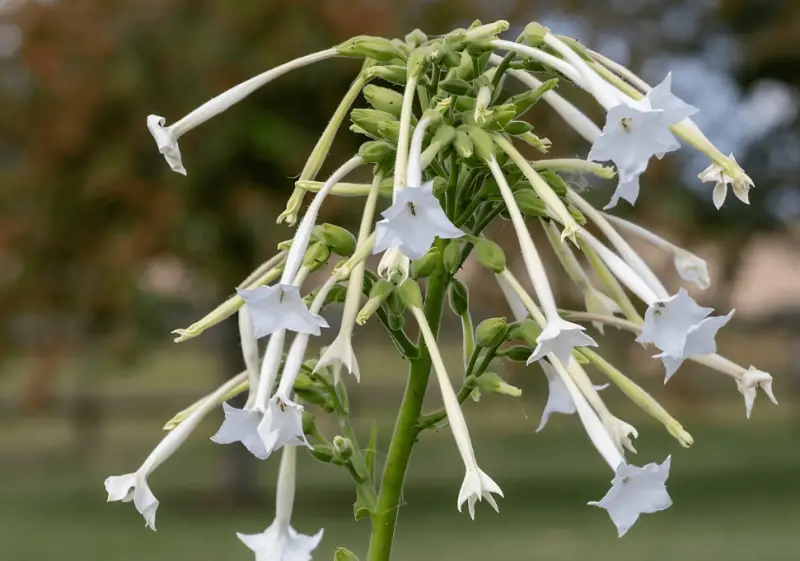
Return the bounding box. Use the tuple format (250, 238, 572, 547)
(366, 253, 448, 561)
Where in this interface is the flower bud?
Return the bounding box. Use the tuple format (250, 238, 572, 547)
(463, 126, 495, 161)
(301, 411, 318, 436)
(366, 64, 407, 85)
(332, 435, 354, 460)
(396, 278, 423, 309)
(315, 223, 357, 256)
(504, 121, 535, 136)
(519, 22, 548, 46)
(387, 311, 405, 330)
(337, 36, 406, 62)
(501, 345, 534, 362)
(474, 238, 506, 273)
(438, 78, 473, 96)
(431, 124, 456, 150)
(308, 444, 335, 463)
(302, 241, 331, 271)
(455, 96, 477, 112)
(377, 121, 401, 145)
(324, 283, 349, 305)
(358, 140, 395, 165)
(448, 278, 469, 316)
(363, 85, 404, 118)
(411, 247, 441, 278)
(538, 169, 568, 196)
(475, 371, 522, 397)
(407, 48, 430, 78)
(405, 29, 428, 48)
(510, 318, 540, 347)
(357, 279, 394, 325)
(514, 189, 548, 217)
(476, 317, 508, 347)
(351, 108, 397, 138)
(453, 129, 474, 159)
(335, 547, 360, 561)
(432, 176, 449, 198)
(442, 240, 462, 274)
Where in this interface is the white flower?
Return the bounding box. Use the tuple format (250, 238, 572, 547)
(238, 445, 323, 561)
(211, 402, 270, 459)
(238, 525, 323, 561)
(527, 318, 598, 367)
(699, 154, 753, 209)
(737, 367, 779, 419)
(537, 361, 609, 432)
(258, 394, 310, 453)
(604, 172, 641, 209)
(238, 284, 328, 338)
(147, 115, 186, 175)
(647, 73, 699, 124)
(637, 289, 733, 380)
(589, 456, 673, 537)
(105, 472, 159, 531)
(373, 181, 464, 260)
(315, 336, 360, 384)
(410, 307, 502, 518)
(106, 371, 245, 529)
(377, 247, 409, 282)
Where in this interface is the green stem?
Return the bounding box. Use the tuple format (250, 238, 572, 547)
(366, 251, 449, 561)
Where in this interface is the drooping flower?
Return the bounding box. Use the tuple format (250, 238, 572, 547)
(410, 305, 503, 518)
(637, 289, 734, 380)
(106, 371, 246, 529)
(315, 337, 360, 384)
(237, 445, 323, 561)
(373, 181, 463, 260)
(147, 115, 186, 175)
(537, 361, 609, 432)
(526, 318, 598, 367)
(589, 456, 673, 537)
(737, 367, 779, 419)
(237, 285, 328, 338)
(698, 154, 753, 209)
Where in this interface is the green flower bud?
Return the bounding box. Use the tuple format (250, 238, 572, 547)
(538, 169, 569, 196)
(351, 108, 397, 138)
(308, 444, 335, 463)
(442, 240, 462, 274)
(455, 96, 477, 112)
(514, 189, 548, 217)
(387, 310, 405, 330)
(407, 48, 430, 78)
(337, 36, 406, 62)
(363, 85, 404, 118)
(405, 29, 428, 48)
(453, 129, 474, 159)
(303, 241, 331, 271)
(518, 131, 552, 153)
(441, 48, 461, 68)
(301, 411, 318, 437)
(431, 124, 456, 149)
(439, 78, 473, 96)
(356, 279, 394, 325)
(463, 126, 495, 161)
(519, 22, 548, 46)
(358, 140, 395, 165)
(332, 436, 354, 460)
(500, 345, 534, 362)
(448, 49, 475, 81)
(316, 223, 357, 256)
(411, 247, 441, 278)
(294, 386, 333, 412)
(277, 238, 293, 251)
(432, 176, 449, 198)
(377, 121, 402, 145)
(325, 283, 349, 305)
(475, 371, 522, 397)
(474, 238, 506, 273)
(365, 65, 407, 86)
(476, 317, 508, 347)
(510, 318, 540, 347)
(507, 78, 559, 117)
(396, 278, 423, 309)
(448, 278, 469, 316)
(350, 123, 378, 140)
(504, 120, 535, 136)
(567, 202, 587, 225)
(335, 547, 360, 561)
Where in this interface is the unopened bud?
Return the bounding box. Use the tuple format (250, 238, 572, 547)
(358, 140, 395, 165)
(332, 435, 354, 459)
(366, 65, 407, 86)
(538, 169, 568, 196)
(302, 241, 331, 271)
(475, 317, 508, 347)
(337, 36, 406, 62)
(432, 176, 448, 198)
(405, 29, 427, 48)
(501, 345, 534, 362)
(507, 78, 559, 117)
(442, 240, 462, 274)
(475, 371, 522, 397)
(431, 124, 456, 149)
(438, 78, 473, 96)
(335, 547, 360, 561)
(308, 444, 335, 463)
(396, 278, 423, 309)
(515, 189, 548, 217)
(363, 85, 404, 118)
(448, 278, 469, 316)
(351, 108, 397, 138)
(453, 129, 474, 159)
(357, 279, 394, 325)
(504, 121, 535, 136)
(301, 411, 318, 436)
(463, 126, 495, 161)
(519, 22, 548, 46)
(455, 96, 477, 112)
(474, 238, 506, 273)
(316, 224, 357, 256)
(511, 318, 541, 347)
(411, 247, 441, 278)
(407, 48, 430, 78)
(377, 121, 401, 145)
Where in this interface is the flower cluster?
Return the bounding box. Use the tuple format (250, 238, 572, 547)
(109, 19, 778, 559)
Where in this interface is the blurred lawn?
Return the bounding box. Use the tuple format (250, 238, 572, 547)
(1, 343, 798, 561)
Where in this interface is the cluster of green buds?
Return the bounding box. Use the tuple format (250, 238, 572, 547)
(113, 18, 777, 560)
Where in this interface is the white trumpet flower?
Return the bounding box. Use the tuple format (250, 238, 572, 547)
(699, 154, 753, 209)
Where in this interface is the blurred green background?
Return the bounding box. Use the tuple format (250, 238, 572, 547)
(1, 1, 799, 560)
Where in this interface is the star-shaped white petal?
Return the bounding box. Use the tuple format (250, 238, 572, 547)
(238, 284, 328, 338)
(603, 170, 642, 210)
(257, 396, 310, 455)
(105, 472, 160, 531)
(147, 115, 186, 175)
(637, 289, 714, 357)
(737, 367, 779, 419)
(646, 73, 699, 125)
(657, 310, 735, 382)
(373, 181, 464, 260)
(589, 456, 673, 537)
(210, 402, 270, 459)
(237, 522, 324, 561)
(457, 467, 504, 520)
(527, 319, 597, 366)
